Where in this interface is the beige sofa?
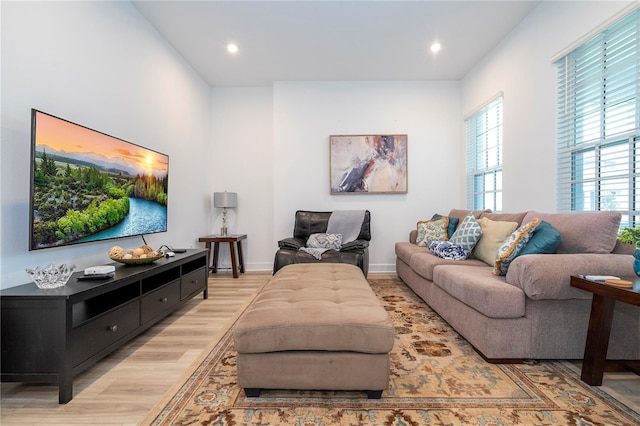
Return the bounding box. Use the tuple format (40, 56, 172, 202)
(396, 209, 640, 362)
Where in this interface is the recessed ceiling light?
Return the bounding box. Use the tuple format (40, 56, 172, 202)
(227, 43, 238, 54)
(430, 42, 442, 54)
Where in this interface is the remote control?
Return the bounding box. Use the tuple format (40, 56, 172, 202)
(78, 273, 114, 280)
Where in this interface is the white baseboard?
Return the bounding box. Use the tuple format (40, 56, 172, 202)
(367, 263, 397, 273)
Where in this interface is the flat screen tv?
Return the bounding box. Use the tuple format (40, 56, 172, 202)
(29, 109, 169, 251)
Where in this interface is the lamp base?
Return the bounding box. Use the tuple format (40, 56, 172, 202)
(220, 227, 228, 236)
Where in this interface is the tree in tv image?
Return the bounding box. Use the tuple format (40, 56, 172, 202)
(30, 111, 169, 250)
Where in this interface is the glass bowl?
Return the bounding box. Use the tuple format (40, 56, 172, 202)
(26, 264, 76, 289)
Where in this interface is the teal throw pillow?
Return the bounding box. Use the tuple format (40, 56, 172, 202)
(493, 219, 540, 276)
(519, 221, 561, 256)
(432, 213, 459, 239)
(449, 213, 482, 256)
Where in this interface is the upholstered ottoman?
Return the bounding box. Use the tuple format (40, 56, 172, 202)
(233, 263, 395, 398)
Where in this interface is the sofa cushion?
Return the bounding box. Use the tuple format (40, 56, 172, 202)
(479, 211, 527, 226)
(449, 213, 483, 256)
(473, 217, 518, 266)
(521, 211, 621, 254)
(433, 265, 526, 319)
(416, 216, 448, 246)
(506, 253, 635, 300)
(409, 251, 486, 281)
(448, 208, 491, 225)
(395, 241, 429, 265)
(494, 219, 540, 276)
(519, 221, 561, 256)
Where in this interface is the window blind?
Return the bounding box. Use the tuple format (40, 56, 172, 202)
(465, 96, 503, 211)
(556, 9, 640, 227)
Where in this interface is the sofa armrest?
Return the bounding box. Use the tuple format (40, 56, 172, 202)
(409, 230, 417, 244)
(340, 239, 369, 252)
(278, 237, 306, 251)
(506, 253, 634, 300)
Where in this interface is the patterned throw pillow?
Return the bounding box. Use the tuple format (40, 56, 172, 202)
(416, 216, 449, 247)
(428, 240, 468, 260)
(449, 213, 482, 255)
(493, 219, 540, 276)
(307, 233, 342, 250)
(431, 213, 460, 238)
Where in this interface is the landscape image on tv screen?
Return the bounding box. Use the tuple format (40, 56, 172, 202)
(29, 109, 169, 250)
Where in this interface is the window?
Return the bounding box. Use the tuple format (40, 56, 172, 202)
(556, 9, 640, 227)
(465, 96, 503, 211)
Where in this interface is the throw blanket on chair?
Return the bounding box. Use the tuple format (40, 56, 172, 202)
(327, 210, 366, 244)
(299, 247, 327, 260)
(299, 233, 343, 260)
(298, 210, 366, 260)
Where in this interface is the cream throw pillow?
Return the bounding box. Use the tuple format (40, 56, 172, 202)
(473, 217, 518, 266)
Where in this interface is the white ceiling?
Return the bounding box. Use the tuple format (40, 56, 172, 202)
(132, 0, 541, 87)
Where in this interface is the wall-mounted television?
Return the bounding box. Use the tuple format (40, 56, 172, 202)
(29, 109, 169, 251)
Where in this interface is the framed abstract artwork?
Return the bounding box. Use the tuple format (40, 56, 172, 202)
(330, 134, 407, 194)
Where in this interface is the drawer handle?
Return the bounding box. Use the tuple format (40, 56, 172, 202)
(160, 297, 168, 303)
(192, 279, 198, 284)
(107, 325, 118, 332)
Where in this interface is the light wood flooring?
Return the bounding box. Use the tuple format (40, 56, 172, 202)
(1, 270, 269, 425)
(1, 271, 638, 425)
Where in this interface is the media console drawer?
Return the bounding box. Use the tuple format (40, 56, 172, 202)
(72, 300, 140, 366)
(141, 279, 181, 324)
(181, 267, 207, 300)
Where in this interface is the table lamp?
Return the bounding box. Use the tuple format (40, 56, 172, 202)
(213, 191, 237, 236)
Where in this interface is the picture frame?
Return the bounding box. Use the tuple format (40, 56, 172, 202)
(330, 134, 407, 194)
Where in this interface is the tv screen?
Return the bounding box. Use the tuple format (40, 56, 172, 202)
(29, 109, 169, 250)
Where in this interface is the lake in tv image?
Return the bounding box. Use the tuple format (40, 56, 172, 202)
(76, 198, 167, 243)
(30, 110, 169, 250)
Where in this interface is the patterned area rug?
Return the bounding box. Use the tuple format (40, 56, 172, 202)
(145, 277, 640, 425)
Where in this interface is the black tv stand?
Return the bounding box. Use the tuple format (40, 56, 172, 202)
(0, 249, 208, 404)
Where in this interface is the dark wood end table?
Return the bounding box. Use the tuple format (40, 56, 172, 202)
(570, 275, 640, 385)
(198, 234, 247, 278)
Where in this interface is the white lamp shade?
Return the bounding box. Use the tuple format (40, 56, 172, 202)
(213, 192, 238, 208)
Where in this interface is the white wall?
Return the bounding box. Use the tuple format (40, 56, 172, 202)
(462, 0, 636, 213)
(207, 82, 462, 272)
(209, 87, 274, 271)
(273, 81, 462, 272)
(1, 1, 211, 288)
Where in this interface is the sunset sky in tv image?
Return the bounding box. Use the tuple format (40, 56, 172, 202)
(35, 111, 168, 177)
